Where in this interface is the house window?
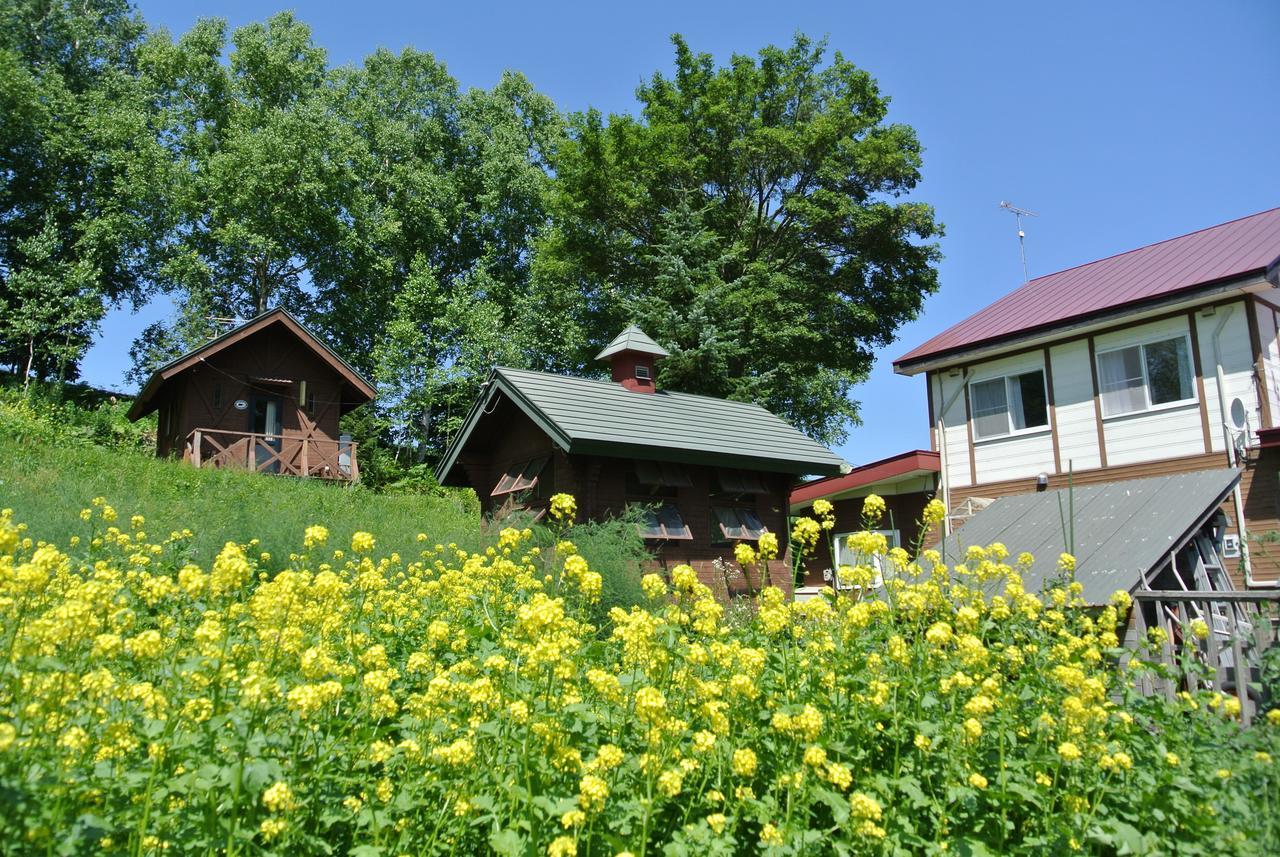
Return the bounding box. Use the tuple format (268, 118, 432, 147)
(712, 506, 766, 542)
(636, 502, 693, 540)
(1096, 335, 1194, 416)
(969, 370, 1048, 440)
(491, 456, 548, 497)
(306, 389, 317, 416)
(635, 364, 652, 380)
(831, 529, 900, 589)
(716, 468, 768, 495)
(212, 383, 222, 410)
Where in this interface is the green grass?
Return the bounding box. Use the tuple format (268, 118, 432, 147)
(0, 431, 484, 562)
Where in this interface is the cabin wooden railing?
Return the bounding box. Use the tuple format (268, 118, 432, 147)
(183, 428, 359, 482)
(1128, 589, 1280, 725)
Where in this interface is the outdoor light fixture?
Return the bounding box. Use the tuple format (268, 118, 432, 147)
(1036, 472, 1049, 491)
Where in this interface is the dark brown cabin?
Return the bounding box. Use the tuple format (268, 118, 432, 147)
(127, 308, 376, 480)
(436, 326, 847, 595)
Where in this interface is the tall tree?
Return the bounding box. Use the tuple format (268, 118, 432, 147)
(0, 0, 171, 381)
(535, 34, 943, 444)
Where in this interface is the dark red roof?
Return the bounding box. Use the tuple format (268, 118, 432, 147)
(896, 207, 1280, 373)
(790, 450, 939, 507)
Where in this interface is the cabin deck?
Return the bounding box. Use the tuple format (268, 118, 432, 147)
(183, 428, 358, 481)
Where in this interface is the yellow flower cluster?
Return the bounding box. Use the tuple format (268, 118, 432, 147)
(0, 497, 1274, 855)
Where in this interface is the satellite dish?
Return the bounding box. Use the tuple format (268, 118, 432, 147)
(1230, 398, 1248, 430)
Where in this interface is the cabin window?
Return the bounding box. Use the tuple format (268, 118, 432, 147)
(1097, 335, 1194, 416)
(712, 506, 766, 542)
(716, 468, 768, 495)
(491, 456, 548, 497)
(636, 502, 693, 540)
(306, 389, 317, 416)
(632, 460, 692, 491)
(634, 364, 652, 380)
(969, 370, 1048, 440)
(212, 383, 222, 410)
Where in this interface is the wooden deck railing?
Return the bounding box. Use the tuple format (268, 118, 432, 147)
(1129, 589, 1280, 725)
(183, 428, 358, 482)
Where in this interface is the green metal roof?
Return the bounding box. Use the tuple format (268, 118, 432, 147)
(437, 366, 847, 481)
(941, 469, 1240, 605)
(595, 325, 671, 360)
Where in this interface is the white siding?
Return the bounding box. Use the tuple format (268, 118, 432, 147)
(1192, 302, 1257, 452)
(966, 351, 1055, 482)
(932, 371, 972, 488)
(1049, 340, 1103, 471)
(1094, 314, 1208, 465)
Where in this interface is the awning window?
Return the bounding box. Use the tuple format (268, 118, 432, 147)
(492, 456, 548, 497)
(713, 506, 766, 540)
(635, 460, 693, 488)
(637, 503, 693, 540)
(717, 468, 768, 495)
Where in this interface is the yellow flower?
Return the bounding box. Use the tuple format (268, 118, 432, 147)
(1189, 618, 1210, 641)
(1057, 553, 1076, 573)
(350, 531, 376, 553)
(707, 813, 727, 834)
(579, 774, 609, 812)
(262, 781, 296, 814)
(759, 823, 783, 846)
(259, 818, 287, 840)
(1164, 752, 1180, 767)
(734, 542, 758, 566)
(549, 493, 577, 522)
(548, 835, 577, 857)
(968, 772, 988, 789)
(922, 498, 946, 526)
(1057, 742, 1081, 762)
(862, 494, 886, 524)
(849, 791, 883, 821)
(641, 573, 667, 599)
(657, 769, 683, 797)
(732, 748, 758, 777)
(757, 531, 779, 561)
(0, 723, 17, 752)
(303, 525, 329, 549)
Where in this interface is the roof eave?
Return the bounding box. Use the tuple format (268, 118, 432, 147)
(894, 272, 1273, 376)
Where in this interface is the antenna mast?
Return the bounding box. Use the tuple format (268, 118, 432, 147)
(999, 200, 1039, 283)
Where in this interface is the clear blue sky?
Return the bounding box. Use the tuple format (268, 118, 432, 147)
(85, 0, 1280, 466)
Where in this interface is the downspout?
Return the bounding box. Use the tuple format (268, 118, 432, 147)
(935, 368, 970, 536)
(1210, 307, 1274, 586)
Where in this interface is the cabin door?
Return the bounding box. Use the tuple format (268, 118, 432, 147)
(250, 394, 284, 473)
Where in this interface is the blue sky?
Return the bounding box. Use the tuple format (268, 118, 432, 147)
(86, 0, 1280, 465)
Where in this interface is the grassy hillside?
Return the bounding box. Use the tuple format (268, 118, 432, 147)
(0, 413, 482, 564)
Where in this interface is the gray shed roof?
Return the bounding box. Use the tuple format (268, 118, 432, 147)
(437, 366, 847, 481)
(595, 325, 671, 360)
(941, 469, 1240, 605)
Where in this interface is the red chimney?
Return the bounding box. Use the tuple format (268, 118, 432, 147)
(595, 325, 669, 394)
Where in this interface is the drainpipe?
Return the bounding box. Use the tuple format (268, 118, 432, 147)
(1210, 307, 1274, 586)
(935, 368, 970, 536)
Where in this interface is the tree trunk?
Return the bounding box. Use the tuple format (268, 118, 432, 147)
(23, 336, 34, 391)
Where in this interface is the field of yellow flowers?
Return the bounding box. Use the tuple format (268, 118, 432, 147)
(1, 494, 1277, 856)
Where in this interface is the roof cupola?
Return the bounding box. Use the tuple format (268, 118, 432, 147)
(595, 325, 669, 393)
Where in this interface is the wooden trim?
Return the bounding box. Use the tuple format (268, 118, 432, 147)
(963, 380, 977, 484)
(1187, 311, 1214, 453)
(950, 450, 1225, 502)
(1043, 346, 1062, 473)
(1250, 292, 1280, 315)
(925, 370, 937, 451)
(1087, 335, 1108, 468)
(1246, 295, 1274, 429)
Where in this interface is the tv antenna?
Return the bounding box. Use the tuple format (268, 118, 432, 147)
(999, 200, 1038, 283)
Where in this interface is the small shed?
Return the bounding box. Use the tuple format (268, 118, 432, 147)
(127, 308, 376, 480)
(436, 326, 847, 593)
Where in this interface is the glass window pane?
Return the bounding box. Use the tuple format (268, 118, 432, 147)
(970, 378, 1009, 438)
(658, 504, 692, 539)
(1012, 371, 1048, 429)
(638, 507, 665, 539)
(1145, 337, 1193, 405)
(1098, 347, 1146, 415)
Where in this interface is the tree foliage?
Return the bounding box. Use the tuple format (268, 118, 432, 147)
(0, 0, 170, 380)
(4, 5, 942, 455)
(536, 34, 942, 443)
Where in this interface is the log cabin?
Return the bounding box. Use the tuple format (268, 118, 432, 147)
(436, 326, 848, 594)
(127, 308, 376, 480)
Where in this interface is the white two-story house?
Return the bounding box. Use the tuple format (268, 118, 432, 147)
(894, 207, 1280, 587)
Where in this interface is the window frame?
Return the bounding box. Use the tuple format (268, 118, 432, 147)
(831, 529, 900, 590)
(967, 368, 1051, 441)
(1095, 332, 1197, 419)
(715, 468, 769, 496)
(711, 506, 767, 543)
(633, 501, 694, 541)
(491, 456, 549, 498)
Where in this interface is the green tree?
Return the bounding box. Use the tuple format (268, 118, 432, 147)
(0, 0, 171, 379)
(535, 34, 942, 444)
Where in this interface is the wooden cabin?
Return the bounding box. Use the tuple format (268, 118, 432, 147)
(127, 308, 376, 480)
(436, 326, 848, 594)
